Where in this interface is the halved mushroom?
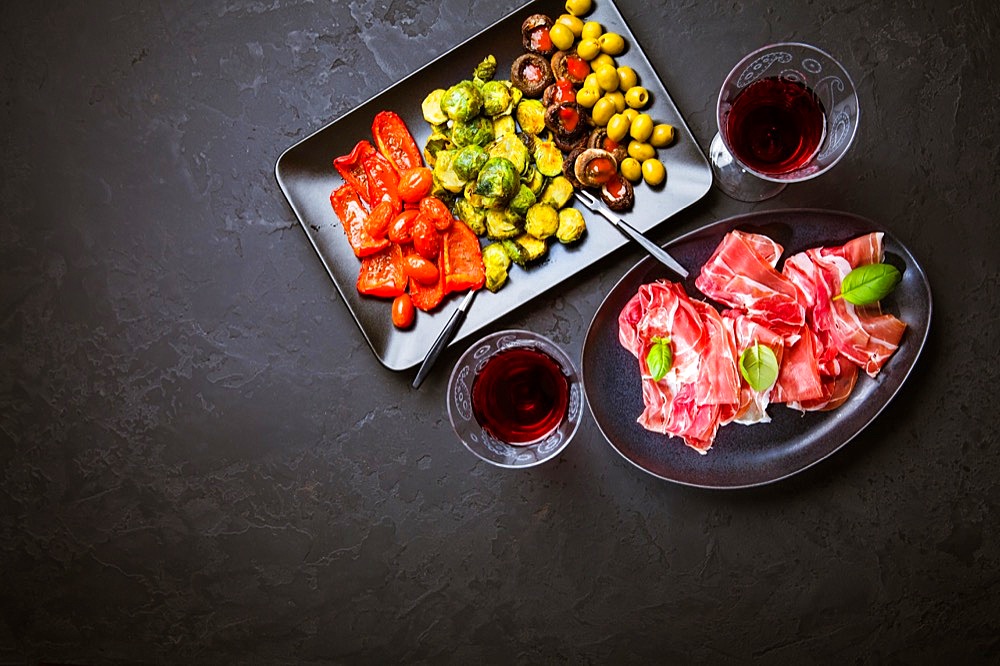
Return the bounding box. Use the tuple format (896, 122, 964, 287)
(601, 173, 635, 211)
(511, 53, 554, 98)
(573, 148, 619, 188)
(587, 128, 628, 164)
(521, 14, 556, 56)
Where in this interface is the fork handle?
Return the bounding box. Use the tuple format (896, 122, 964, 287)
(613, 218, 690, 278)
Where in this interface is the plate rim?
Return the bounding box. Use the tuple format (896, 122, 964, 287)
(581, 207, 933, 490)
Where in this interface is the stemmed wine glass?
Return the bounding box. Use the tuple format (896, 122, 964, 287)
(709, 42, 859, 202)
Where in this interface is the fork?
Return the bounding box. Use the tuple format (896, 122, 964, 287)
(574, 189, 689, 278)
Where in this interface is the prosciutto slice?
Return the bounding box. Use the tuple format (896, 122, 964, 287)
(783, 233, 907, 377)
(695, 230, 806, 336)
(720, 310, 786, 425)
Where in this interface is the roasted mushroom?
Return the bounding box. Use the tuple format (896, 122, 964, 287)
(542, 80, 576, 107)
(553, 131, 588, 154)
(587, 127, 628, 164)
(521, 14, 556, 56)
(573, 148, 619, 188)
(562, 145, 586, 190)
(550, 51, 590, 85)
(511, 53, 554, 98)
(600, 173, 635, 212)
(544, 101, 587, 140)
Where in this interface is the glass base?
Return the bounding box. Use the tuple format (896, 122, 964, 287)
(709, 133, 787, 203)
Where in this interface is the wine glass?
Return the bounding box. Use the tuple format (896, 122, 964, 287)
(447, 330, 583, 469)
(709, 42, 859, 202)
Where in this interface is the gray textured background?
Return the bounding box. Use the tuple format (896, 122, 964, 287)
(1, 0, 998, 663)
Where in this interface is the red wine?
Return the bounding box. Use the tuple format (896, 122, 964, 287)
(471, 347, 570, 445)
(725, 76, 826, 176)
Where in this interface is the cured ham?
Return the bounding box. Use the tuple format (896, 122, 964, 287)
(620, 230, 908, 453)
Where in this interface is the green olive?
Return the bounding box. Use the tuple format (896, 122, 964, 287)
(650, 123, 676, 147)
(606, 113, 630, 143)
(565, 0, 593, 17)
(590, 53, 617, 73)
(620, 156, 643, 182)
(622, 108, 639, 124)
(616, 66, 638, 91)
(580, 20, 603, 40)
(575, 86, 601, 108)
(594, 65, 619, 92)
(576, 37, 601, 61)
(605, 90, 626, 113)
(548, 22, 576, 52)
(556, 13, 584, 37)
(629, 113, 654, 142)
(642, 158, 666, 186)
(624, 86, 650, 109)
(598, 32, 625, 56)
(591, 97, 617, 126)
(628, 140, 656, 162)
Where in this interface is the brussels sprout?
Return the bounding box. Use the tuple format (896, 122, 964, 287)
(509, 184, 537, 218)
(451, 115, 494, 148)
(422, 89, 448, 125)
(533, 139, 564, 177)
(539, 175, 575, 209)
(488, 134, 531, 175)
(475, 157, 520, 204)
(453, 145, 489, 182)
(502, 233, 548, 266)
(524, 203, 560, 240)
(556, 207, 587, 244)
(515, 99, 547, 135)
(423, 128, 453, 166)
(473, 55, 498, 84)
(433, 149, 467, 193)
(452, 196, 487, 236)
(493, 114, 517, 138)
(485, 207, 523, 240)
(482, 242, 512, 292)
(521, 165, 546, 195)
(463, 180, 489, 209)
(440, 80, 483, 123)
(481, 80, 514, 117)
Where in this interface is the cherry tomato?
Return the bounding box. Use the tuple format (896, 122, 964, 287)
(403, 254, 440, 285)
(391, 293, 415, 329)
(388, 209, 418, 244)
(397, 167, 434, 204)
(363, 200, 395, 239)
(419, 197, 453, 231)
(411, 214, 440, 260)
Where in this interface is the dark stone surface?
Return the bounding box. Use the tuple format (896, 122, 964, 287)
(1, 0, 997, 663)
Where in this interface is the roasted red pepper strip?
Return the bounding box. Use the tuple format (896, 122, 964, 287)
(362, 150, 401, 211)
(330, 184, 389, 258)
(443, 220, 486, 293)
(371, 110, 423, 175)
(333, 140, 377, 208)
(357, 243, 406, 298)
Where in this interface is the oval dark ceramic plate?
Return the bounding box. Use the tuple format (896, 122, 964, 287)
(581, 209, 932, 489)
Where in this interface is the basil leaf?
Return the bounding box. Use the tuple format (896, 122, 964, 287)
(645, 336, 673, 381)
(739, 342, 779, 392)
(835, 263, 901, 305)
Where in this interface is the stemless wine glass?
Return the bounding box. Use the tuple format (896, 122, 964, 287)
(447, 330, 583, 469)
(709, 42, 859, 202)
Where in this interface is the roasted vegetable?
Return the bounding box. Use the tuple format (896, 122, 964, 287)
(488, 134, 531, 175)
(503, 233, 548, 266)
(511, 53, 554, 97)
(421, 89, 448, 125)
(539, 175, 575, 209)
(423, 128, 452, 166)
(473, 55, 498, 84)
(524, 203, 560, 240)
(432, 150, 466, 194)
(451, 115, 494, 148)
(485, 208, 523, 240)
(440, 80, 483, 123)
(453, 144, 489, 182)
(521, 165, 546, 195)
(556, 207, 587, 243)
(475, 157, 520, 204)
(515, 99, 547, 135)
(481, 80, 514, 117)
(533, 138, 564, 177)
(509, 184, 537, 218)
(493, 114, 517, 138)
(452, 197, 487, 236)
(482, 242, 512, 292)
